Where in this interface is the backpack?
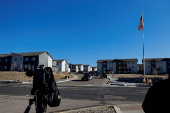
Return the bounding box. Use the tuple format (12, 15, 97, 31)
(48, 75, 61, 107)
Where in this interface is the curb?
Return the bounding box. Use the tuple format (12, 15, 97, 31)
(56, 75, 78, 83)
(60, 105, 119, 113)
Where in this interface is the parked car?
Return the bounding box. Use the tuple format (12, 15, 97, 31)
(100, 73, 107, 78)
(81, 74, 92, 81)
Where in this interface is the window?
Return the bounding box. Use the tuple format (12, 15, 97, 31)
(147, 66, 150, 68)
(119, 66, 122, 69)
(112, 63, 114, 65)
(103, 67, 106, 70)
(169, 61, 170, 64)
(107, 68, 110, 70)
(147, 62, 150, 64)
(32, 57, 35, 61)
(161, 62, 164, 64)
(108, 63, 110, 65)
(25, 58, 29, 61)
(128, 67, 131, 69)
(152, 62, 154, 64)
(103, 63, 106, 65)
(123, 62, 126, 64)
(152, 67, 154, 70)
(123, 67, 126, 70)
(119, 62, 121, 64)
(112, 67, 114, 69)
(15, 58, 17, 61)
(132, 62, 135, 64)
(119, 71, 122, 73)
(100, 67, 102, 69)
(4, 66, 7, 70)
(32, 65, 34, 71)
(25, 64, 28, 68)
(0, 59, 1, 62)
(161, 66, 164, 68)
(128, 62, 130, 64)
(5, 58, 7, 62)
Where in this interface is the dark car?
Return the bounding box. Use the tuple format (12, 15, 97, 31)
(100, 73, 107, 78)
(81, 74, 92, 81)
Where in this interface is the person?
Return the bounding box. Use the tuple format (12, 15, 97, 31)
(142, 73, 170, 113)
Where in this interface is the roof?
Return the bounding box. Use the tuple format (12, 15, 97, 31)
(97, 58, 138, 63)
(92, 67, 97, 68)
(74, 64, 83, 66)
(55, 59, 65, 62)
(0, 54, 12, 58)
(143, 58, 170, 62)
(0, 51, 53, 59)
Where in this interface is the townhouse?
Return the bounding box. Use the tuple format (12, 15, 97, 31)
(52, 60, 59, 72)
(75, 64, 84, 72)
(69, 63, 78, 72)
(143, 58, 170, 74)
(83, 65, 92, 72)
(55, 59, 70, 72)
(0, 51, 53, 71)
(92, 67, 97, 72)
(97, 59, 138, 74)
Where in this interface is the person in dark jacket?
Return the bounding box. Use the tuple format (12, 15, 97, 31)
(142, 74, 170, 113)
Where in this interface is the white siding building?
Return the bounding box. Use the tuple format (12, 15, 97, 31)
(56, 59, 70, 72)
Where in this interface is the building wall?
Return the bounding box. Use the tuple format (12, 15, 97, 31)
(145, 62, 151, 74)
(11, 54, 24, 71)
(0, 56, 12, 71)
(127, 61, 138, 73)
(57, 62, 61, 72)
(156, 61, 167, 74)
(52, 61, 57, 67)
(61, 60, 65, 72)
(80, 65, 83, 72)
(107, 62, 116, 73)
(97, 63, 102, 73)
(48, 55, 52, 68)
(39, 52, 49, 68)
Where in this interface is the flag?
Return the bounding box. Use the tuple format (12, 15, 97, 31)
(138, 15, 144, 31)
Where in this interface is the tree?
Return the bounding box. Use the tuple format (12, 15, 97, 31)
(13, 61, 17, 71)
(152, 68, 158, 76)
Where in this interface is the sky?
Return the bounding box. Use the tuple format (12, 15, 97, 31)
(0, 0, 170, 67)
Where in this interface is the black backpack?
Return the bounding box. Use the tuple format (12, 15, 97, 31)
(47, 75, 61, 107)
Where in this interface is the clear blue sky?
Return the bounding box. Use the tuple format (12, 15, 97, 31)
(0, 0, 170, 67)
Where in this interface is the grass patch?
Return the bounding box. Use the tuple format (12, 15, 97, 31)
(0, 71, 73, 81)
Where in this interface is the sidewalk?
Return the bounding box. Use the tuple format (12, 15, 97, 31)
(107, 76, 144, 87)
(115, 104, 144, 113)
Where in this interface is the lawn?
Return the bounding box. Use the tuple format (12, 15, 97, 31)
(0, 71, 73, 82)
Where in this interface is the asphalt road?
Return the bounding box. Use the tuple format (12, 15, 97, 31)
(0, 74, 149, 112)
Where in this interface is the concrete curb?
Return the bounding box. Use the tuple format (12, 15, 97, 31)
(114, 106, 122, 113)
(56, 75, 78, 83)
(60, 105, 119, 113)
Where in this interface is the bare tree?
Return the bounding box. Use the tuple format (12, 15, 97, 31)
(13, 61, 17, 71)
(10, 64, 13, 71)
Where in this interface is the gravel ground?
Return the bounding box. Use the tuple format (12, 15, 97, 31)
(65, 106, 116, 113)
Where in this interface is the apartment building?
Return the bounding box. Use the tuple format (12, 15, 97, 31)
(0, 51, 53, 71)
(0, 54, 12, 71)
(97, 59, 138, 74)
(75, 64, 84, 72)
(83, 65, 91, 72)
(69, 64, 78, 72)
(143, 58, 170, 74)
(92, 67, 97, 72)
(56, 59, 70, 72)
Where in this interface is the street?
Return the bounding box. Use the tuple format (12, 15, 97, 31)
(0, 74, 149, 113)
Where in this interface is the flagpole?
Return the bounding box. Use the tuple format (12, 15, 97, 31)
(142, 11, 145, 77)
